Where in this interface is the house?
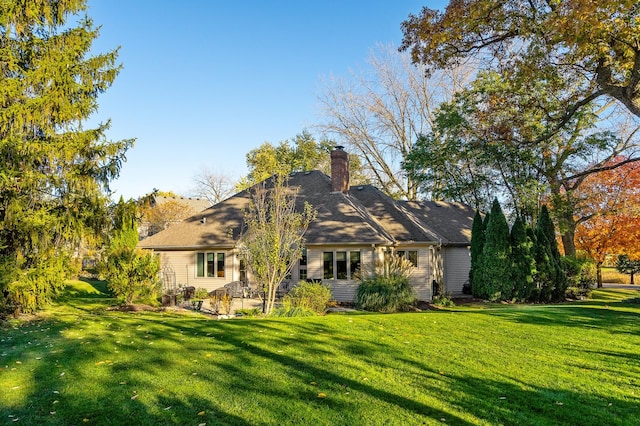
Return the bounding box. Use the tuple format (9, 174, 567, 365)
(138, 147, 474, 301)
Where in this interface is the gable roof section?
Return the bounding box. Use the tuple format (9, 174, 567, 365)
(349, 185, 444, 244)
(139, 171, 394, 250)
(139, 170, 474, 250)
(400, 200, 475, 245)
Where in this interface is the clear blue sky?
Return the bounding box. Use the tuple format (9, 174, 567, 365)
(86, 1, 445, 200)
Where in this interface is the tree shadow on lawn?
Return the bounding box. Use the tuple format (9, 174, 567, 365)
(7, 304, 639, 425)
(2, 311, 264, 425)
(391, 356, 639, 425)
(453, 298, 640, 337)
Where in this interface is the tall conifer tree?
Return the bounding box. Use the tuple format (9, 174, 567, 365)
(536, 205, 567, 301)
(469, 209, 485, 295)
(510, 216, 535, 301)
(479, 198, 511, 300)
(0, 1, 133, 314)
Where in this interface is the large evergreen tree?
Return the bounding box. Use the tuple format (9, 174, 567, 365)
(510, 216, 535, 301)
(537, 205, 567, 301)
(469, 209, 484, 295)
(478, 199, 511, 301)
(0, 1, 133, 314)
(531, 206, 566, 302)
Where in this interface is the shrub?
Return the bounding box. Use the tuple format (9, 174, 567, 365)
(271, 280, 332, 317)
(563, 257, 595, 299)
(235, 307, 261, 317)
(100, 247, 161, 305)
(1, 255, 68, 316)
(194, 287, 209, 299)
(432, 293, 456, 308)
(355, 256, 417, 313)
(209, 292, 233, 314)
(355, 275, 417, 313)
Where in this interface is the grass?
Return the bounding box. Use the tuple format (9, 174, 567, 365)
(601, 267, 633, 284)
(1, 280, 639, 425)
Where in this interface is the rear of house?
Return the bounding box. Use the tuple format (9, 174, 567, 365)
(139, 147, 473, 302)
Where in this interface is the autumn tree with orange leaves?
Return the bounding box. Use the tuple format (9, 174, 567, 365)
(574, 157, 640, 286)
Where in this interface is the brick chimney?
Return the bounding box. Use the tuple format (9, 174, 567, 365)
(331, 146, 349, 193)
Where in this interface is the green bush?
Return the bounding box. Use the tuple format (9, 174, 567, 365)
(432, 293, 456, 307)
(1, 254, 69, 316)
(355, 256, 418, 313)
(271, 281, 332, 317)
(355, 275, 417, 313)
(194, 287, 210, 299)
(563, 256, 595, 299)
(100, 247, 161, 305)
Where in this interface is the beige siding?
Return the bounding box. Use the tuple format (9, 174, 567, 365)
(156, 250, 238, 293)
(306, 246, 434, 302)
(443, 247, 470, 295)
(406, 247, 432, 301)
(306, 246, 375, 303)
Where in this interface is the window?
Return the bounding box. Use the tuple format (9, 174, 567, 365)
(324, 250, 361, 280)
(217, 253, 225, 277)
(396, 250, 418, 267)
(207, 253, 215, 277)
(323, 252, 334, 279)
(197, 253, 205, 277)
(336, 251, 347, 279)
(299, 248, 307, 280)
(239, 259, 247, 283)
(350, 251, 361, 278)
(196, 252, 226, 277)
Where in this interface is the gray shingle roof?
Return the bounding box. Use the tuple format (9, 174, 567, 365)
(139, 170, 473, 250)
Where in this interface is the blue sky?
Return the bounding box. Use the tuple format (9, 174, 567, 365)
(86, 1, 445, 200)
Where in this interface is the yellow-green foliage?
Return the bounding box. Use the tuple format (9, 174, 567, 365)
(276, 281, 332, 316)
(101, 247, 160, 305)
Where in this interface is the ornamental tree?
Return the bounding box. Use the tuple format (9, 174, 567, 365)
(237, 174, 316, 315)
(478, 198, 511, 300)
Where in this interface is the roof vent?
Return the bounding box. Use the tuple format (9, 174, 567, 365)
(200, 217, 206, 224)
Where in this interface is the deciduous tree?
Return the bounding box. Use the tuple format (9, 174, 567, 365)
(191, 168, 236, 204)
(400, 0, 640, 122)
(238, 131, 367, 191)
(0, 0, 132, 314)
(318, 44, 470, 200)
(574, 157, 640, 285)
(403, 70, 640, 255)
(237, 175, 316, 315)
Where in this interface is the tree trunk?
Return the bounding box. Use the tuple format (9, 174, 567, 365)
(596, 262, 603, 288)
(561, 232, 576, 257)
(631, 273, 635, 285)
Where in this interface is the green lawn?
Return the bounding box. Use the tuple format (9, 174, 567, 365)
(1, 280, 639, 425)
